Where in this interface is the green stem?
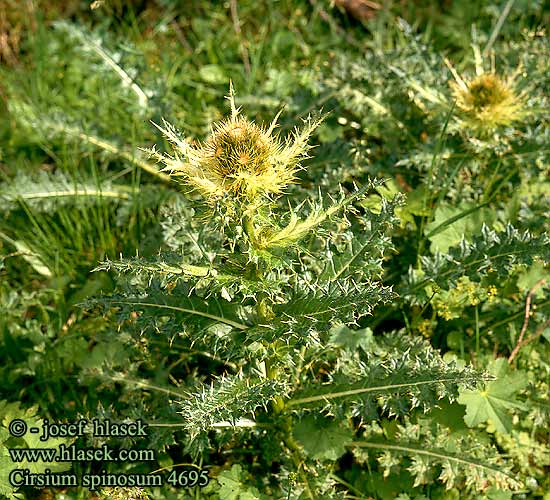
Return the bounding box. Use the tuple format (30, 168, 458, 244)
(415, 103, 455, 268)
(241, 207, 311, 495)
(475, 304, 480, 358)
(243, 212, 258, 248)
(484, 0, 515, 55)
(281, 418, 315, 499)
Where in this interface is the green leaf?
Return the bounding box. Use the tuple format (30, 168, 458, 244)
(199, 64, 228, 84)
(96, 293, 249, 331)
(217, 465, 265, 500)
(353, 439, 519, 490)
(289, 334, 485, 413)
(478, 486, 513, 500)
(260, 181, 379, 250)
(11, 239, 52, 277)
(398, 185, 432, 228)
(516, 261, 550, 297)
(179, 377, 287, 439)
(0, 401, 72, 499)
(58, 336, 88, 358)
(458, 359, 528, 433)
(0, 171, 135, 212)
(425, 202, 494, 254)
(293, 415, 353, 461)
(415, 224, 550, 290)
(329, 324, 375, 352)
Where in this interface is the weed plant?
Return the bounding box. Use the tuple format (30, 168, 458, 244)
(0, 1, 549, 499)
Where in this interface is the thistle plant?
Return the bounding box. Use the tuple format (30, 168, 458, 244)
(90, 87, 524, 498)
(147, 85, 324, 260)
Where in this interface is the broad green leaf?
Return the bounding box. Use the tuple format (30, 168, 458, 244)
(217, 465, 265, 500)
(0, 428, 19, 500)
(516, 261, 550, 297)
(518, 179, 550, 203)
(478, 486, 513, 500)
(329, 324, 375, 352)
(293, 415, 353, 461)
(398, 186, 432, 228)
(56, 337, 89, 367)
(317, 122, 344, 142)
(425, 202, 494, 254)
(0, 400, 72, 498)
(458, 359, 527, 433)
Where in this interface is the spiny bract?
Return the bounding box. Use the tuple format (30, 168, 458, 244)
(149, 86, 321, 205)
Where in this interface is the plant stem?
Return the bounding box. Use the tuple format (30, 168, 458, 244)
(242, 211, 258, 247)
(475, 304, 480, 358)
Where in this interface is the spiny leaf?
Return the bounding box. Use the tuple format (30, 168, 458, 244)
(96, 256, 276, 298)
(288, 334, 488, 414)
(178, 376, 287, 439)
(412, 224, 550, 291)
(258, 180, 383, 250)
(319, 195, 401, 283)
(273, 280, 395, 326)
(95, 294, 249, 332)
(0, 171, 137, 212)
(352, 440, 520, 490)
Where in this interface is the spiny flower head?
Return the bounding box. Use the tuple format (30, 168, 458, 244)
(450, 72, 525, 132)
(149, 86, 321, 206)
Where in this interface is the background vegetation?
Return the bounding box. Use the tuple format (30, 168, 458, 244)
(0, 0, 548, 499)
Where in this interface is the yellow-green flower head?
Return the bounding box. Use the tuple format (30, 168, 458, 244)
(150, 86, 321, 204)
(450, 72, 525, 132)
